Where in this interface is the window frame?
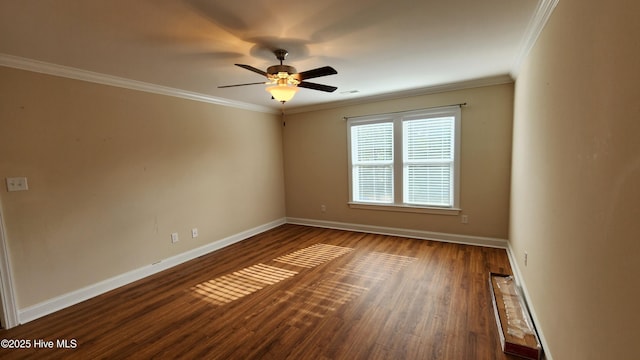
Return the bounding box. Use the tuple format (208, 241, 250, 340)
(347, 106, 461, 215)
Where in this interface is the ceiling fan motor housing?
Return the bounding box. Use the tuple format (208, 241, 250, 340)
(267, 64, 297, 77)
(268, 49, 300, 81)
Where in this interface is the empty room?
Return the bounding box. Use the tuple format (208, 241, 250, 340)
(0, 1, 638, 359)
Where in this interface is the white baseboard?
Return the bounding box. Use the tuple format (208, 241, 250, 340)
(16, 217, 512, 328)
(286, 217, 509, 248)
(506, 245, 553, 360)
(18, 218, 286, 324)
(15, 217, 551, 359)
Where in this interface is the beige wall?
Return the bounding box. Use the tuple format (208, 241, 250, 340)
(283, 84, 513, 239)
(511, 0, 640, 358)
(0, 67, 285, 308)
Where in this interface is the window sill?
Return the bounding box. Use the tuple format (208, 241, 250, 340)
(348, 202, 461, 215)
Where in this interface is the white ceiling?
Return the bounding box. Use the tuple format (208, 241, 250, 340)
(0, 0, 544, 112)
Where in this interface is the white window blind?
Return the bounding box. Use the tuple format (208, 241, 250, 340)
(403, 117, 455, 206)
(350, 122, 394, 203)
(347, 105, 461, 211)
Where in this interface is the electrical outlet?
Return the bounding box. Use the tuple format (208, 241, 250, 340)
(320, 205, 326, 213)
(171, 232, 179, 243)
(191, 228, 199, 238)
(524, 252, 528, 266)
(6, 177, 28, 192)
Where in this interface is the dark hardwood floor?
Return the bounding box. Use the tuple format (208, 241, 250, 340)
(0, 224, 519, 359)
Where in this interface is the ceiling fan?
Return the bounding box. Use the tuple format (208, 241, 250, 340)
(218, 49, 338, 103)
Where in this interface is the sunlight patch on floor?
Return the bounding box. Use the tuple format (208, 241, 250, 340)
(190, 244, 413, 312)
(283, 252, 417, 327)
(273, 243, 354, 268)
(191, 264, 298, 305)
(331, 251, 416, 281)
(191, 243, 355, 306)
(286, 279, 370, 327)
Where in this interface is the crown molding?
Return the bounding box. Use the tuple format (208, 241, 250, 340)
(510, 0, 560, 78)
(0, 54, 277, 114)
(285, 74, 514, 114)
(2, 0, 556, 118)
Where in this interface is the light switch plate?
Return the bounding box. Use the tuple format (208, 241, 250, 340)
(6, 177, 28, 192)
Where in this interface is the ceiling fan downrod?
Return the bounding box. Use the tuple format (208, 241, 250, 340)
(267, 49, 297, 77)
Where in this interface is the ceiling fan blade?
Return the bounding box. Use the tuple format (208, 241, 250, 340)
(298, 81, 338, 92)
(297, 66, 338, 80)
(235, 64, 267, 77)
(218, 82, 266, 88)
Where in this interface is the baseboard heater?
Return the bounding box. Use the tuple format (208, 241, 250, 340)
(489, 273, 542, 360)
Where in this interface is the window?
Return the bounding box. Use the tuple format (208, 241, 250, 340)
(347, 105, 461, 214)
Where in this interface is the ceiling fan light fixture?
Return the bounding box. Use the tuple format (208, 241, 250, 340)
(266, 83, 299, 103)
(220, 48, 337, 104)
